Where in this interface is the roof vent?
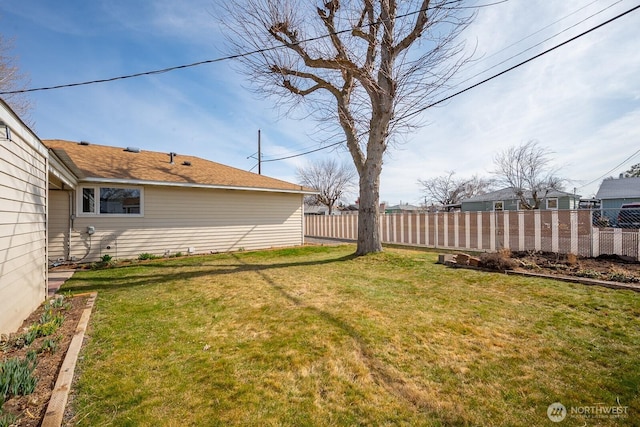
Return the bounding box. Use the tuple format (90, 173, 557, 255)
(124, 147, 140, 153)
(182, 161, 192, 166)
(169, 152, 177, 164)
(79, 141, 90, 146)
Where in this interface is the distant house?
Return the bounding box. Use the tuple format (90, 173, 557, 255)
(0, 104, 313, 334)
(595, 177, 640, 226)
(460, 187, 580, 212)
(44, 140, 315, 263)
(304, 205, 330, 215)
(595, 177, 640, 208)
(384, 204, 422, 214)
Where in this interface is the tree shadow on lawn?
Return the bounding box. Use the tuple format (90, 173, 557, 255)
(61, 252, 359, 293)
(61, 251, 463, 421)
(229, 254, 462, 423)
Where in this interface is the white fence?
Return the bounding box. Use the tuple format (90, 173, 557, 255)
(305, 210, 640, 260)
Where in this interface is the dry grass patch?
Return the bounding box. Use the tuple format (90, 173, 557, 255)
(62, 245, 640, 426)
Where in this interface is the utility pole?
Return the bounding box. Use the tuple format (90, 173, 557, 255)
(258, 129, 261, 175)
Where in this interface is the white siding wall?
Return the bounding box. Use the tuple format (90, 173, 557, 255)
(48, 190, 71, 262)
(57, 186, 303, 262)
(0, 109, 48, 334)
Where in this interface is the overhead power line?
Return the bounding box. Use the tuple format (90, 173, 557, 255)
(0, 0, 507, 95)
(259, 3, 640, 163)
(577, 148, 640, 189)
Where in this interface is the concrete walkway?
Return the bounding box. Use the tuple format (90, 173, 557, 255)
(48, 270, 75, 297)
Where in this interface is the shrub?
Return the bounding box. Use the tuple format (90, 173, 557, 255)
(138, 253, 158, 260)
(479, 252, 517, 272)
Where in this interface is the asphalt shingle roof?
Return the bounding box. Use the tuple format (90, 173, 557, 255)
(44, 140, 313, 194)
(462, 187, 578, 203)
(595, 177, 640, 199)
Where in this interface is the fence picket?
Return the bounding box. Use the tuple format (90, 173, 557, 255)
(305, 211, 639, 260)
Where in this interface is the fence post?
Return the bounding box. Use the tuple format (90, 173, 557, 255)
(465, 212, 471, 250)
(503, 210, 510, 250)
(551, 210, 559, 253)
(570, 210, 578, 255)
(443, 213, 449, 247)
(454, 212, 459, 248)
(477, 212, 483, 250)
(534, 211, 542, 251)
(614, 228, 623, 255)
(591, 227, 600, 257)
(425, 213, 430, 247)
(518, 211, 525, 251)
(490, 211, 496, 251)
(435, 212, 439, 249)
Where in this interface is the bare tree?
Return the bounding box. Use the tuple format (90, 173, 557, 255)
(492, 140, 565, 210)
(222, 1, 474, 255)
(418, 171, 492, 209)
(297, 158, 356, 215)
(0, 35, 32, 120)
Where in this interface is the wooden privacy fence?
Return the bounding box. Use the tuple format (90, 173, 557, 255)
(305, 210, 640, 260)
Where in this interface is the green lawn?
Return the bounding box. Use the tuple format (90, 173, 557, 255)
(63, 245, 640, 426)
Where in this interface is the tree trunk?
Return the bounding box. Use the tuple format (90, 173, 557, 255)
(356, 159, 383, 255)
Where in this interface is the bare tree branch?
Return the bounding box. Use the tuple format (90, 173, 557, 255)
(297, 158, 357, 215)
(418, 171, 492, 209)
(492, 140, 565, 210)
(0, 35, 33, 123)
(220, 0, 475, 254)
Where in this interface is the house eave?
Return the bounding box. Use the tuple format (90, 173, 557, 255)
(79, 177, 317, 195)
(48, 150, 78, 189)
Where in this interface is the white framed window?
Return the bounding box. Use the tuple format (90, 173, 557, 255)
(493, 201, 504, 211)
(546, 198, 558, 210)
(78, 186, 143, 216)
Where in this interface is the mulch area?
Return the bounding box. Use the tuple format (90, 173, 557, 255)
(510, 251, 640, 283)
(1, 294, 89, 427)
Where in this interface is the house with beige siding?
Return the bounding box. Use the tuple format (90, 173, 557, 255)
(0, 100, 49, 334)
(44, 140, 314, 263)
(0, 100, 312, 334)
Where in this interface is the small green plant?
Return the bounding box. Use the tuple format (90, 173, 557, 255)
(0, 352, 38, 400)
(0, 412, 17, 427)
(92, 254, 116, 269)
(606, 268, 640, 283)
(39, 336, 60, 354)
(575, 269, 602, 279)
(138, 253, 158, 260)
(47, 295, 69, 310)
(173, 252, 183, 258)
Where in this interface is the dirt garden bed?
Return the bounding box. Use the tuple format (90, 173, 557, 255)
(0, 294, 89, 427)
(449, 249, 640, 288)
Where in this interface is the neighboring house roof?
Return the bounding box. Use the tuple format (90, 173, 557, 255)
(385, 204, 422, 211)
(44, 140, 314, 194)
(595, 177, 640, 200)
(462, 187, 579, 203)
(304, 205, 329, 214)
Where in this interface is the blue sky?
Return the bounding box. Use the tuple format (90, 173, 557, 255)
(1, 0, 639, 204)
